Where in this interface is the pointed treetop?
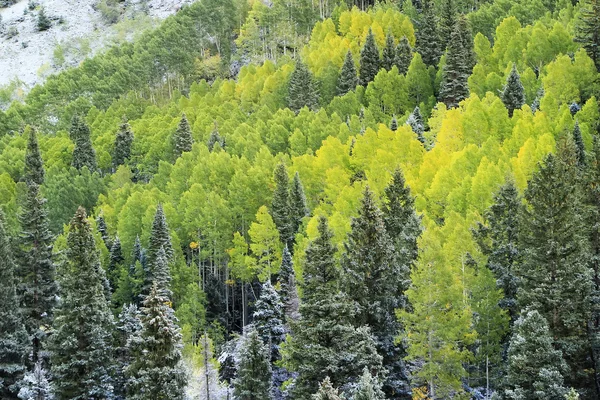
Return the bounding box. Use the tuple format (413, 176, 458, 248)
(288, 59, 319, 113)
(501, 63, 526, 117)
(354, 367, 386, 400)
(573, 121, 586, 168)
(382, 32, 396, 71)
(390, 115, 398, 131)
(173, 112, 194, 158)
(394, 36, 412, 75)
(337, 50, 359, 96)
(359, 28, 381, 86)
(312, 377, 344, 400)
(24, 126, 45, 186)
(70, 115, 97, 171)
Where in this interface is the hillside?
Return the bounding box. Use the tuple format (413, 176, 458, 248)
(1, 0, 600, 399)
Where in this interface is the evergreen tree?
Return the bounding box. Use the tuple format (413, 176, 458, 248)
(473, 177, 521, 323)
(337, 50, 358, 96)
(517, 141, 594, 394)
(359, 29, 380, 86)
(23, 127, 45, 185)
(354, 367, 385, 400)
(439, 0, 456, 51)
(107, 235, 124, 294)
(415, 0, 441, 67)
(252, 281, 286, 361)
(390, 116, 398, 131)
(125, 282, 186, 400)
(36, 7, 51, 31)
(0, 211, 30, 399)
(342, 186, 410, 398)
(173, 113, 194, 158)
(573, 121, 587, 168)
(17, 181, 56, 363)
(288, 59, 319, 113)
(271, 163, 292, 245)
(575, 0, 600, 71)
(504, 310, 569, 400)
(152, 246, 172, 298)
(394, 36, 412, 75)
(49, 207, 115, 400)
(233, 328, 272, 400)
(17, 360, 53, 400)
(113, 116, 134, 168)
(70, 115, 97, 172)
(382, 33, 396, 71)
(96, 213, 111, 249)
(278, 245, 300, 321)
(501, 64, 526, 118)
(406, 106, 426, 144)
(439, 16, 474, 109)
(143, 204, 173, 297)
(313, 378, 343, 400)
(285, 216, 382, 398)
(289, 171, 309, 243)
(207, 123, 225, 152)
(114, 304, 142, 399)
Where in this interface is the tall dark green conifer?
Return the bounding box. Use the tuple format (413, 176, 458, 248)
(50, 207, 115, 400)
(114, 304, 142, 399)
(359, 28, 381, 86)
(337, 50, 358, 96)
(416, 0, 441, 67)
(113, 116, 134, 168)
(382, 33, 396, 71)
(439, 0, 456, 51)
(233, 328, 272, 400)
(439, 16, 474, 109)
(271, 163, 292, 245)
(289, 171, 309, 244)
(394, 36, 412, 75)
(288, 59, 319, 113)
(107, 235, 124, 295)
(0, 211, 30, 400)
(278, 245, 299, 320)
(501, 64, 526, 118)
(173, 113, 194, 158)
(96, 213, 111, 249)
(23, 127, 44, 185)
(406, 106, 426, 145)
(576, 0, 600, 71)
(573, 121, 587, 168)
(143, 204, 174, 297)
(70, 115, 97, 172)
(252, 281, 286, 361)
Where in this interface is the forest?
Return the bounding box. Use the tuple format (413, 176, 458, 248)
(1, 0, 600, 399)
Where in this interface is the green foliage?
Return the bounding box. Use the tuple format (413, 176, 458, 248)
(113, 116, 134, 168)
(312, 377, 344, 400)
(382, 33, 396, 71)
(37, 7, 51, 31)
(233, 328, 272, 400)
(23, 127, 45, 185)
(70, 115, 97, 172)
(501, 64, 526, 117)
(173, 113, 194, 159)
(394, 36, 412, 75)
(415, 0, 441, 67)
(359, 29, 380, 87)
(576, 0, 600, 71)
(288, 60, 319, 113)
(337, 50, 358, 96)
(271, 162, 292, 244)
(439, 15, 474, 108)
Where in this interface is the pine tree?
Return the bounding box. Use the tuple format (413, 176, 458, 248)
(415, 0, 441, 67)
(573, 121, 587, 168)
(173, 113, 194, 158)
(96, 214, 111, 249)
(36, 7, 51, 31)
(382, 33, 396, 71)
(313, 377, 343, 400)
(278, 245, 300, 321)
(113, 116, 134, 168)
(359, 29, 380, 86)
(394, 36, 412, 75)
(289, 171, 309, 244)
(49, 207, 115, 400)
(143, 204, 174, 297)
(354, 367, 385, 400)
(501, 64, 526, 118)
(125, 282, 186, 400)
(252, 281, 286, 361)
(439, 0, 456, 51)
(70, 115, 97, 172)
(23, 127, 45, 185)
(342, 186, 410, 398)
(504, 309, 569, 400)
(233, 328, 272, 400)
(0, 211, 30, 399)
(337, 50, 358, 96)
(439, 16, 474, 108)
(517, 141, 594, 394)
(114, 304, 142, 399)
(285, 216, 382, 398)
(17, 360, 53, 400)
(207, 123, 225, 152)
(406, 106, 426, 144)
(575, 0, 600, 71)
(271, 163, 292, 245)
(390, 116, 398, 131)
(17, 181, 56, 363)
(288, 59, 319, 113)
(106, 236, 124, 293)
(153, 246, 172, 299)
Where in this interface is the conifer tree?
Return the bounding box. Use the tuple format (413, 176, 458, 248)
(394, 36, 412, 75)
(143, 204, 173, 297)
(313, 378, 343, 400)
(289, 171, 309, 243)
(0, 211, 30, 399)
(285, 216, 382, 398)
(382, 33, 396, 71)
(113, 116, 134, 168)
(49, 207, 115, 400)
(252, 281, 286, 361)
(233, 328, 272, 400)
(96, 213, 111, 249)
(173, 113, 194, 158)
(114, 304, 142, 399)
(278, 245, 300, 320)
(17, 360, 53, 400)
(517, 141, 594, 393)
(271, 163, 292, 245)
(107, 235, 124, 294)
(126, 282, 186, 400)
(17, 181, 56, 363)
(439, 0, 456, 51)
(390, 116, 398, 131)
(288, 59, 319, 113)
(416, 0, 441, 67)
(70, 115, 97, 172)
(406, 106, 426, 144)
(23, 127, 45, 185)
(501, 64, 526, 118)
(152, 246, 172, 298)
(354, 367, 385, 400)
(575, 0, 600, 71)
(504, 310, 569, 400)
(439, 16, 474, 108)
(359, 29, 380, 86)
(337, 50, 358, 96)
(573, 121, 587, 168)
(207, 123, 225, 152)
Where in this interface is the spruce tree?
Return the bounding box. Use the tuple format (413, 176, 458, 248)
(359, 29, 380, 87)
(278, 245, 300, 321)
(49, 207, 115, 400)
(143, 204, 174, 297)
(288, 59, 319, 113)
(17, 181, 56, 363)
(575, 0, 600, 71)
(125, 282, 186, 400)
(382, 33, 396, 71)
(501, 64, 526, 118)
(271, 163, 292, 245)
(337, 50, 358, 96)
(0, 211, 30, 399)
(289, 171, 309, 244)
(517, 141, 594, 394)
(173, 114, 193, 160)
(439, 0, 456, 51)
(354, 367, 385, 400)
(252, 281, 286, 361)
(415, 0, 441, 67)
(313, 378, 343, 400)
(70, 115, 97, 172)
(504, 310, 569, 400)
(406, 106, 426, 144)
(207, 123, 225, 152)
(233, 328, 272, 400)
(439, 16, 474, 109)
(394, 36, 412, 75)
(573, 121, 587, 168)
(107, 235, 124, 295)
(285, 216, 382, 398)
(113, 116, 134, 168)
(23, 127, 45, 185)
(114, 304, 142, 399)
(390, 116, 398, 131)
(96, 213, 111, 249)
(17, 360, 53, 400)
